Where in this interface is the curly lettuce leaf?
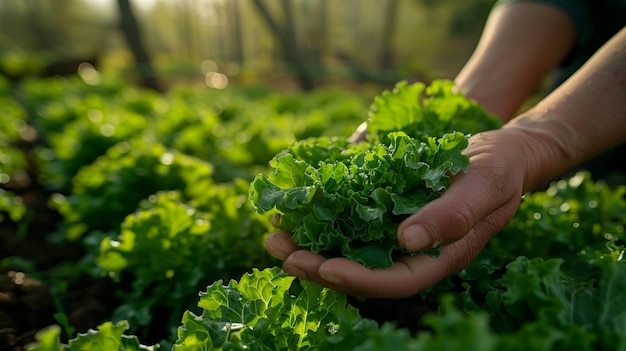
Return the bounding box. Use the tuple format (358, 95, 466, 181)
(478, 171, 626, 271)
(496, 256, 626, 350)
(28, 321, 159, 351)
(367, 80, 501, 144)
(96, 183, 274, 339)
(172, 267, 371, 351)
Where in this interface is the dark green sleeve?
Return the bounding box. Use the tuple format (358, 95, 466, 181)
(495, 0, 592, 47)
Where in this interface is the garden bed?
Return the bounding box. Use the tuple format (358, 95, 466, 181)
(1, 75, 625, 350)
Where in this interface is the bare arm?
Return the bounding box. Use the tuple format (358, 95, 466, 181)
(455, 1, 576, 121)
(506, 25, 626, 190)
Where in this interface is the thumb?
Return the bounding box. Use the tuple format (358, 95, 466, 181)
(397, 154, 523, 252)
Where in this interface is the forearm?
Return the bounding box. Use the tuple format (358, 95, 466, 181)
(506, 26, 626, 192)
(454, 1, 575, 121)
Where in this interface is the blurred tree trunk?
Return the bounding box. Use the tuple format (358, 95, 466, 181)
(230, 0, 245, 64)
(24, 0, 58, 51)
(380, 0, 398, 70)
(349, 0, 361, 47)
(179, 0, 195, 63)
(306, 0, 326, 69)
(334, 0, 400, 85)
(117, 0, 162, 92)
(251, 0, 315, 91)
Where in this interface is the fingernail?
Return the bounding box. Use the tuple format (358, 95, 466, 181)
(283, 264, 307, 280)
(400, 224, 432, 251)
(264, 240, 282, 260)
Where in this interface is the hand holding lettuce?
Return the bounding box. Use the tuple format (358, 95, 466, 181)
(249, 80, 500, 269)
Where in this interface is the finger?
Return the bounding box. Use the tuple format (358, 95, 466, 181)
(317, 255, 443, 298)
(264, 233, 368, 293)
(285, 250, 462, 299)
(398, 151, 522, 252)
(312, 204, 515, 299)
(265, 233, 345, 289)
(281, 249, 331, 285)
(282, 250, 453, 299)
(265, 231, 299, 260)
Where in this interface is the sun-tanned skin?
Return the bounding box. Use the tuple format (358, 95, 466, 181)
(265, 2, 626, 298)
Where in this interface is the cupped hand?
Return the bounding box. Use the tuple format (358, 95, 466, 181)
(265, 127, 536, 298)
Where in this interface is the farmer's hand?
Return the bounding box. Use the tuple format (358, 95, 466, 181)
(265, 127, 537, 298)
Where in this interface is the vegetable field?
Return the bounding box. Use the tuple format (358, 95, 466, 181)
(1, 74, 625, 351)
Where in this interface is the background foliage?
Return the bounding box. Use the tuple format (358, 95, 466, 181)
(0, 0, 495, 91)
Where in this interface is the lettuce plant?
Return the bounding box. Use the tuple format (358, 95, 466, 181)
(367, 79, 501, 143)
(0, 188, 26, 223)
(0, 95, 28, 224)
(495, 171, 626, 262)
(172, 267, 380, 351)
(0, 144, 27, 224)
(0, 96, 29, 143)
(36, 104, 149, 191)
(97, 184, 275, 338)
(51, 137, 214, 240)
(250, 131, 468, 268)
(0, 74, 10, 95)
(28, 321, 159, 351)
(156, 85, 367, 182)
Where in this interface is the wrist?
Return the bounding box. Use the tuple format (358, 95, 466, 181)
(502, 110, 580, 192)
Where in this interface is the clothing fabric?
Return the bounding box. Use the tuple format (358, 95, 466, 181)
(497, 0, 626, 87)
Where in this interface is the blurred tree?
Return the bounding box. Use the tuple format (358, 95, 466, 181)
(0, 0, 96, 54)
(251, 0, 316, 91)
(0, 0, 105, 80)
(229, 0, 245, 65)
(306, 0, 327, 68)
(448, 0, 494, 37)
(117, 0, 162, 91)
(177, 0, 195, 63)
(380, 0, 399, 70)
(335, 0, 403, 85)
(411, 0, 494, 39)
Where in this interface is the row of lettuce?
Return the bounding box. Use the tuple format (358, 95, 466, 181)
(0, 74, 625, 350)
(0, 72, 368, 348)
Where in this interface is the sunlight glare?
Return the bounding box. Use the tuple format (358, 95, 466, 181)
(205, 72, 228, 89)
